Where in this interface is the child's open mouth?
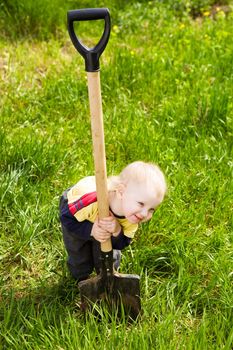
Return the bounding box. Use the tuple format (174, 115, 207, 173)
(130, 214, 142, 223)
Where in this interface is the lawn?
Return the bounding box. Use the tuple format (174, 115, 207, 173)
(0, 1, 233, 349)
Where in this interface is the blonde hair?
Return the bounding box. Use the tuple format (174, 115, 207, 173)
(108, 161, 167, 203)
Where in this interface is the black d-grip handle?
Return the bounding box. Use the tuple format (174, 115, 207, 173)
(67, 8, 111, 72)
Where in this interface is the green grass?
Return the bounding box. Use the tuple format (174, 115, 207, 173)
(0, 1, 233, 349)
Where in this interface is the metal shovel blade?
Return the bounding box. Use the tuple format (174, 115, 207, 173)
(78, 272, 141, 319)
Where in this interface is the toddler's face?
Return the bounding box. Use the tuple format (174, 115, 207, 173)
(120, 180, 162, 224)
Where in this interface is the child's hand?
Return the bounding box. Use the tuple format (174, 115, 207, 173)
(98, 212, 121, 237)
(91, 219, 112, 243)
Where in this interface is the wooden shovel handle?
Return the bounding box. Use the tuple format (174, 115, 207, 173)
(87, 72, 112, 253)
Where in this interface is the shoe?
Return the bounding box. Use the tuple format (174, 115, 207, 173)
(113, 249, 121, 271)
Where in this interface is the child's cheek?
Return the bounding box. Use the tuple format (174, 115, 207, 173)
(144, 214, 152, 222)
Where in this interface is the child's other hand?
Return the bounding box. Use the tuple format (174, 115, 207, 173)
(99, 212, 121, 237)
(91, 218, 112, 243)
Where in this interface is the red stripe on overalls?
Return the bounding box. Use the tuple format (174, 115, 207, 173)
(68, 191, 97, 216)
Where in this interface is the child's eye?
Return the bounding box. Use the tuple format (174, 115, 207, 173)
(138, 202, 144, 207)
(149, 208, 155, 214)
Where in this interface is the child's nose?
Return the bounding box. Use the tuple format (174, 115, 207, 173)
(141, 208, 148, 217)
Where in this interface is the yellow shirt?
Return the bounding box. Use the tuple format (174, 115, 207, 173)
(67, 176, 138, 239)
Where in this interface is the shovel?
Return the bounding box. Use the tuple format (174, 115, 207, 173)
(67, 8, 141, 318)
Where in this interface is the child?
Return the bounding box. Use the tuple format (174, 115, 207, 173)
(59, 161, 166, 282)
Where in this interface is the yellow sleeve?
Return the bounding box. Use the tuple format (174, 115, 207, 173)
(118, 219, 138, 238)
(74, 202, 98, 223)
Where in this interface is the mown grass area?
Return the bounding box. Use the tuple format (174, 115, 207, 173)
(0, 1, 233, 349)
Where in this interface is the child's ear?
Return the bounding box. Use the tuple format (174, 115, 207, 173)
(116, 183, 125, 199)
